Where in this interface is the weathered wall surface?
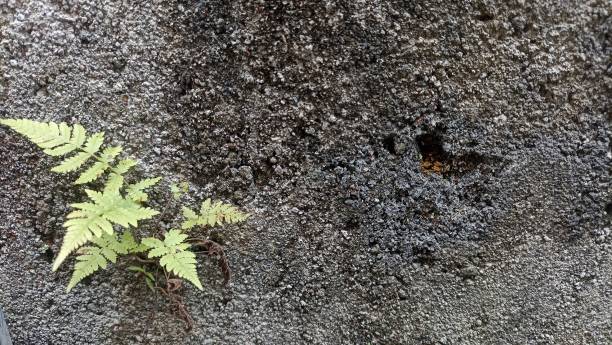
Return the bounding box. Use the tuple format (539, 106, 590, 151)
(0, 0, 610, 344)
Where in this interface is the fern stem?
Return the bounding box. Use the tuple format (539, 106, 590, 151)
(130, 256, 157, 264)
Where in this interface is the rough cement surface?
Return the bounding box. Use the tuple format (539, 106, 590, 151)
(0, 0, 611, 344)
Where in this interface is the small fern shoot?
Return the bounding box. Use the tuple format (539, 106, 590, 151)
(142, 230, 202, 290)
(182, 198, 250, 230)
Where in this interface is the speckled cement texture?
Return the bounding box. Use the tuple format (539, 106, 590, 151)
(0, 0, 610, 344)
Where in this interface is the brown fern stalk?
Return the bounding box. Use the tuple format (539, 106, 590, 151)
(192, 239, 231, 285)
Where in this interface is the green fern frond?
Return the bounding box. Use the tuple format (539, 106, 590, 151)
(0, 119, 129, 185)
(53, 187, 159, 271)
(113, 159, 137, 175)
(126, 177, 161, 202)
(0, 119, 87, 156)
(74, 146, 123, 184)
(49, 151, 90, 173)
(101, 146, 123, 161)
(66, 232, 134, 291)
(75, 161, 108, 184)
(66, 246, 108, 292)
(2, 119, 239, 295)
(45, 125, 87, 156)
(142, 230, 202, 290)
(50, 132, 105, 173)
(102, 159, 142, 195)
(82, 132, 105, 153)
(89, 233, 126, 263)
(103, 173, 125, 194)
(181, 198, 249, 230)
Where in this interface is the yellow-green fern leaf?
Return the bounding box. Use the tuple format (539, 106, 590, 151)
(82, 132, 105, 153)
(50, 151, 91, 173)
(74, 146, 122, 184)
(103, 173, 124, 194)
(161, 251, 201, 289)
(67, 246, 107, 291)
(36, 122, 70, 149)
(100, 146, 122, 161)
(103, 201, 158, 228)
(142, 230, 202, 290)
(90, 232, 130, 257)
(170, 181, 189, 200)
(66, 232, 132, 291)
(181, 207, 199, 230)
(181, 198, 249, 230)
(113, 159, 137, 175)
(3, 119, 62, 148)
(0, 119, 92, 157)
(0, 119, 59, 145)
(126, 177, 161, 202)
(53, 188, 159, 271)
(44, 124, 88, 156)
(51, 132, 105, 173)
(74, 161, 108, 184)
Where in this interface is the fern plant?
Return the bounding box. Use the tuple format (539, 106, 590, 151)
(1, 119, 249, 326)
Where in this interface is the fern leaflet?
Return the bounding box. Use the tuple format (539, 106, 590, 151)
(67, 231, 140, 291)
(113, 158, 137, 175)
(51, 132, 105, 173)
(181, 198, 249, 230)
(170, 181, 189, 200)
(74, 146, 122, 184)
(126, 177, 162, 202)
(142, 230, 202, 290)
(120, 230, 150, 253)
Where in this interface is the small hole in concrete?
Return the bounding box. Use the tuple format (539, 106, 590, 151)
(475, 9, 495, 21)
(383, 134, 397, 154)
(416, 133, 448, 174)
(43, 247, 54, 263)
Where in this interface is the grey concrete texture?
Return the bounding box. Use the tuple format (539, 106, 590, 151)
(0, 0, 611, 344)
